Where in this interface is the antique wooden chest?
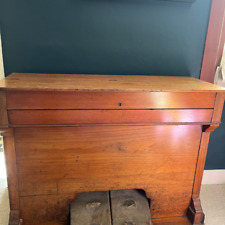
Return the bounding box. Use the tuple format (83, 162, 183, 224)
(0, 73, 225, 225)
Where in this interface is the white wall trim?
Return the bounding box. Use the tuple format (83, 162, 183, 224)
(202, 170, 225, 185)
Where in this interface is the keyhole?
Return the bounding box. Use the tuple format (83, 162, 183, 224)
(118, 102, 122, 107)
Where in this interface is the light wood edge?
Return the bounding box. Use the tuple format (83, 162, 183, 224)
(0, 91, 8, 127)
(2, 129, 23, 224)
(212, 92, 225, 123)
(1, 73, 225, 92)
(1, 129, 20, 212)
(192, 132, 210, 199)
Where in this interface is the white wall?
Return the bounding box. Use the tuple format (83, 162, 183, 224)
(202, 170, 225, 185)
(0, 34, 4, 79)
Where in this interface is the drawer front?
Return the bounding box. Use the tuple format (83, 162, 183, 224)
(8, 109, 213, 125)
(7, 91, 216, 109)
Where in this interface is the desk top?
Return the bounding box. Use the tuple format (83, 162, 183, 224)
(0, 73, 225, 92)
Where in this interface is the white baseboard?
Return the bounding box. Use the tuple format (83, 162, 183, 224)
(202, 170, 225, 185)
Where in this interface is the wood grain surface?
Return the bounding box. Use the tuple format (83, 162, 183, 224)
(7, 91, 216, 110)
(1, 73, 225, 92)
(0, 91, 8, 127)
(1, 73, 225, 225)
(152, 216, 191, 225)
(8, 109, 213, 125)
(192, 132, 211, 198)
(14, 125, 201, 224)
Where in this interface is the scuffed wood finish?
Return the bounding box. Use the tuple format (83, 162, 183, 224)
(15, 125, 201, 223)
(0, 91, 8, 128)
(8, 109, 213, 125)
(152, 217, 191, 225)
(7, 91, 216, 110)
(19, 194, 75, 225)
(0, 73, 225, 225)
(1, 73, 225, 92)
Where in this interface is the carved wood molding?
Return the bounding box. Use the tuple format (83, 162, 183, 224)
(187, 197, 205, 225)
(202, 124, 219, 133)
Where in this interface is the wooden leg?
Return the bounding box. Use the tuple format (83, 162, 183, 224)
(1, 130, 23, 225)
(2, 129, 20, 210)
(187, 198, 205, 225)
(9, 210, 23, 225)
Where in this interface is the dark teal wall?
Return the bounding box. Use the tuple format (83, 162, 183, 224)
(206, 110, 225, 170)
(2, 0, 224, 170)
(0, 0, 211, 77)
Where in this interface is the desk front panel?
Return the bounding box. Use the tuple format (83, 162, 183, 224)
(14, 125, 201, 225)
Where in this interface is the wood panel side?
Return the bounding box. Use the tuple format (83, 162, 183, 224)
(7, 91, 216, 110)
(8, 109, 213, 125)
(192, 132, 210, 198)
(3, 129, 20, 210)
(0, 91, 8, 128)
(212, 92, 225, 123)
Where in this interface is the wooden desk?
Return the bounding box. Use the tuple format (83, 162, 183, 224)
(0, 73, 225, 225)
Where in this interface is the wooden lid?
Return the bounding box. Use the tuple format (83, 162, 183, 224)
(0, 73, 224, 92)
